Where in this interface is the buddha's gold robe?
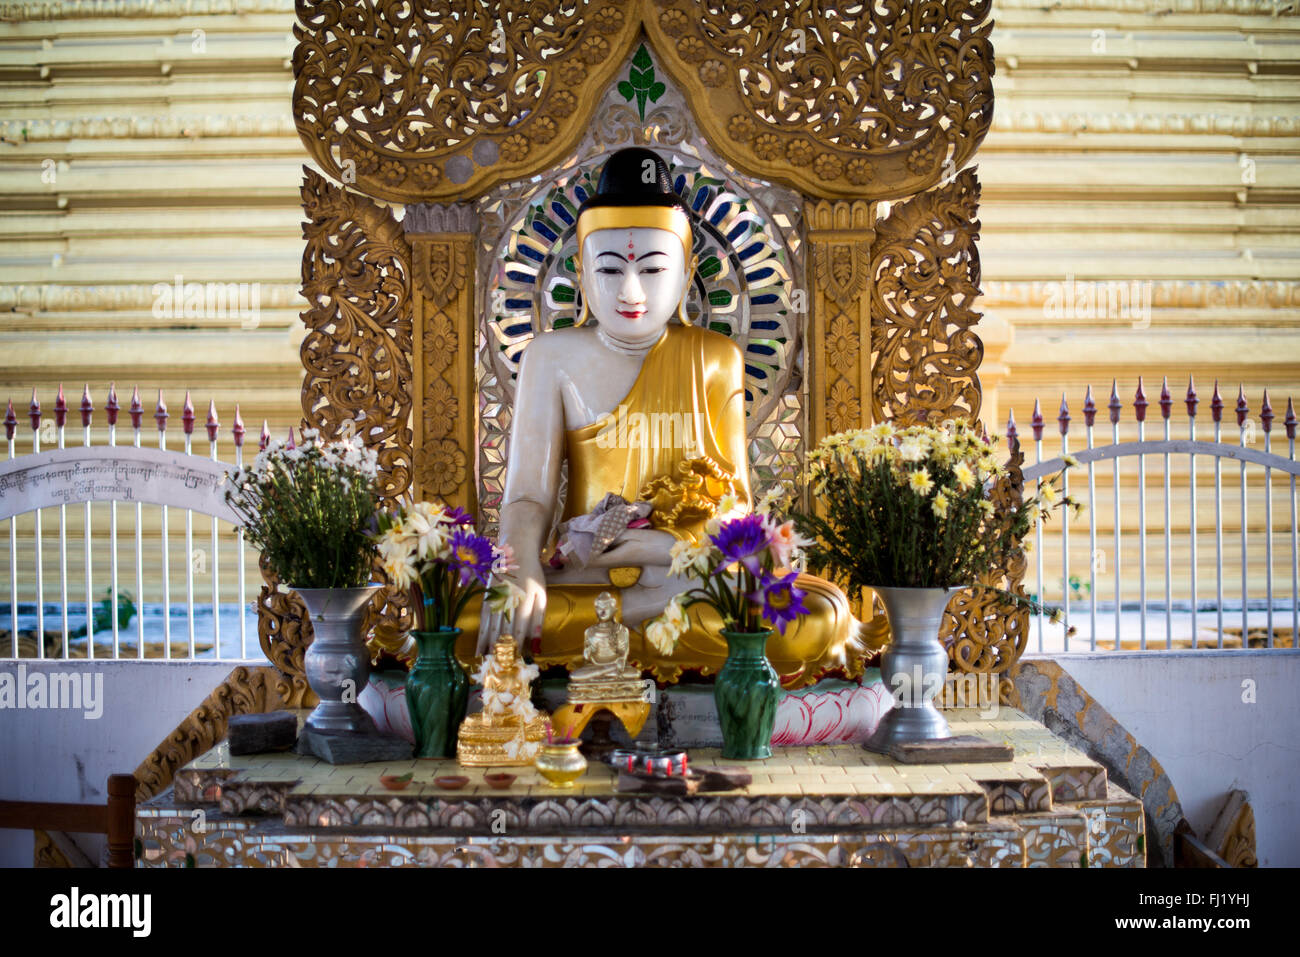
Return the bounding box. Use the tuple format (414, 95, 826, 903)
(453, 323, 873, 688)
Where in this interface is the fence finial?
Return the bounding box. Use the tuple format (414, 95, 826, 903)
(206, 399, 220, 442)
(80, 384, 93, 428)
(104, 382, 120, 426)
(286, 427, 297, 450)
(1211, 380, 1223, 424)
(1185, 376, 1198, 418)
(1083, 384, 1097, 428)
(1006, 408, 1018, 449)
(1108, 380, 1121, 424)
(232, 404, 246, 447)
(1134, 377, 1149, 423)
(4, 399, 16, 441)
(1235, 384, 1249, 428)
(1031, 398, 1044, 440)
(129, 386, 144, 431)
(155, 389, 169, 432)
(1058, 394, 1070, 435)
(1286, 398, 1297, 440)
(182, 390, 196, 436)
(29, 388, 41, 431)
(1159, 376, 1172, 420)
(54, 383, 67, 429)
(106, 382, 119, 427)
(259, 420, 270, 451)
(1261, 389, 1274, 434)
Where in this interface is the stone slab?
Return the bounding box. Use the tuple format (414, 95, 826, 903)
(228, 711, 298, 755)
(891, 735, 1014, 764)
(295, 727, 413, 765)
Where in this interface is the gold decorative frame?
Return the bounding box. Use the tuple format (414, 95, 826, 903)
(253, 0, 1021, 699)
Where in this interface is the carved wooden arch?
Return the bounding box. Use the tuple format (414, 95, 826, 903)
(292, 0, 995, 205)
(269, 0, 1024, 698)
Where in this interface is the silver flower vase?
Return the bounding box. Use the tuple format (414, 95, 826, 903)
(294, 585, 412, 763)
(863, 585, 962, 754)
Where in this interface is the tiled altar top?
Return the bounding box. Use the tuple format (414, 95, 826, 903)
(142, 707, 1144, 866)
(175, 708, 1102, 805)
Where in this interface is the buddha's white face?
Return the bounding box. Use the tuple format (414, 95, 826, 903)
(578, 226, 688, 341)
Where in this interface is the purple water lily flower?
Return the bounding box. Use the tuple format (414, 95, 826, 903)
(750, 571, 809, 636)
(709, 513, 770, 577)
(449, 528, 494, 586)
(443, 506, 475, 527)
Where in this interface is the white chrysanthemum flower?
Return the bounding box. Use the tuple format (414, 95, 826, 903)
(645, 620, 675, 655)
(868, 422, 896, 442)
(898, 435, 928, 463)
(755, 482, 789, 516)
(382, 552, 418, 589)
(953, 461, 977, 490)
(908, 468, 935, 495)
(669, 540, 711, 578)
(486, 580, 525, 620)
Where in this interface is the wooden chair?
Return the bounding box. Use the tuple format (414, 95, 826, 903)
(0, 773, 136, 868)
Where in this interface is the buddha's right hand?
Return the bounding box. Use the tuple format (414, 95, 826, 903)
(477, 554, 547, 658)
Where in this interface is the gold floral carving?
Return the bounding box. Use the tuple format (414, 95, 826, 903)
(132, 666, 284, 802)
(299, 165, 414, 502)
(870, 169, 985, 427)
(806, 199, 874, 451)
(1219, 806, 1258, 869)
(292, 166, 415, 682)
(414, 238, 469, 310)
(941, 438, 1030, 678)
(256, 554, 315, 708)
(1208, 790, 1259, 868)
(645, 0, 993, 201)
(409, 229, 475, 512)
(292, 1, 994, 204)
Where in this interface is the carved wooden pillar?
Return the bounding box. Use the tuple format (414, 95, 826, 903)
(405, 204, 478, 513)
(805, 200, 876, 446)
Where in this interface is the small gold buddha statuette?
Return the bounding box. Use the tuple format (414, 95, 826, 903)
(456, 636, 549, 768)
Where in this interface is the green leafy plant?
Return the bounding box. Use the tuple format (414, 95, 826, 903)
(793, 421, 1079, 617)
(223, 429, 380, 589)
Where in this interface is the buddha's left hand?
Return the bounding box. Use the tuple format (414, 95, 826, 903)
(586, 527, 676, 569)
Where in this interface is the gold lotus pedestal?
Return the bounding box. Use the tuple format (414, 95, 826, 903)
(456, 715, 549, 768)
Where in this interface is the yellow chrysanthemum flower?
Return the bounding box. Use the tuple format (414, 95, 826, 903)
(908, 468, 935, 495)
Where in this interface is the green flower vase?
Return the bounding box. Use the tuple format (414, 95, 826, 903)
(714, 630, 780, 760)
(406, 627, 469, 759)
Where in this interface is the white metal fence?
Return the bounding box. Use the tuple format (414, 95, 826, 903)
(6, 377, 1296, 661)
(1015, 377, 1299, 653)
(1, 384, 276, 661)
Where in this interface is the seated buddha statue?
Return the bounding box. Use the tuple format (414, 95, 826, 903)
(454, 147, 875, 688)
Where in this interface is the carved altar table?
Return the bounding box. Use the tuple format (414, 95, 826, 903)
(136, 708, 1145, 868)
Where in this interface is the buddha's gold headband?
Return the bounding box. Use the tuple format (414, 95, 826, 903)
(574, 205, 693, 263)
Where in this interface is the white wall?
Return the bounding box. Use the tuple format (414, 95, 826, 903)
(0, 660, 246, 867)
(1049, 650, 1300, 867)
